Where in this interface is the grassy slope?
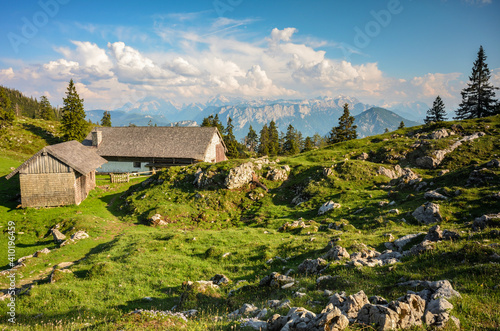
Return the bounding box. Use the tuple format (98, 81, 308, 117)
(0, 116, 499, 330)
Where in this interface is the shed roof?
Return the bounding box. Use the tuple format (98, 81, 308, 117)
(82, 126, 226, 160)
(6, 140, 107, 180)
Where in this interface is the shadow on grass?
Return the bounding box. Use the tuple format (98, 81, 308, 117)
(21, 123, 61, 146)
(0, 173, 21, 211)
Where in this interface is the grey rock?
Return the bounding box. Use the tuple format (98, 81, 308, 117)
(393, 233, 423, 251)
(318, 201, 341, 215)
(424, 190, 448, 200)
(472, 213, 500, 230)
(412, 202, 443, 224)
(358, 152, 369, 160)
(297, 258, 328, 275)
(356, 303, 399, 330)
(389, 294, 425, 329)
(33, 248, 50, 257)
(260, 272, 295, 288)
(430, 128, 451, 139)
(323, 245, 350, 261)
(341, 290, 369, 320)
(225, 162, 254, 189)
(210, 274, 230, 285)
(377, 166, 398, 179)
(267, 167, 289, 181)
(241, 318, 268, 330)
(323, 167, 334, 177)
(71, 230, 89, 240)
(369, 296, 388, 305)
(51, 229, 66, 244)
(486, 159, 500, 168)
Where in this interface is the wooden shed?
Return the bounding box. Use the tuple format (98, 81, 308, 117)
(6, 140, 107, 208)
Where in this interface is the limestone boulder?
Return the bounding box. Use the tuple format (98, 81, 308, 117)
(412, 202, 443, 224)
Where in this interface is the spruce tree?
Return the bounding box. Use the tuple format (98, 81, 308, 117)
(101, 111, 112, 127)
(201, 115, 214, 127)
(425, 96, 448, 124)
(223, 117, 239, 158)
(268, 120, 280, 156)
(258, 124, 270, 156)
(245, 125, 258, 152)
(328, 103, 357, 144)
(39, 96, 54, 121)
(398, 121, 405, 130)
(61, 79, 87, 141)
(455, 46, 498, 119)
(283, 124, 300, 155)
(303, 136, 314, 152)
(0, 87, 14, 128)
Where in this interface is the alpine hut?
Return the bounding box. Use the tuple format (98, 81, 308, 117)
(6, 140, 107, 208)
(82, 126, 227, 173)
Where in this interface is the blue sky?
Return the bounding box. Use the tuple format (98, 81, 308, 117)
(1, 0, 499, 111)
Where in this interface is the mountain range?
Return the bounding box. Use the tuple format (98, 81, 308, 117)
(86, 96, 425, 140)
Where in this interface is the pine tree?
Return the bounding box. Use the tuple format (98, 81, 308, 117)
(303, 136, 315, 152)
(39, 96, 55, 121)
(328, 103, 357, 144)
(0, 87, 14, 128)
(201, 115, 214, 127)
(455, 46, 498, 119)
(61, 79, 88, 141)
(258, 124, 270, 156)
(245, 125, 258, 152)
(283, 124, 300, 155)
(101, 111, 112, 127)
(213, 114, 225, 134)
(224, 117, 239, 158)
(425, 96, 448, 124)
(398, 121, 405, 130)
(268, 120, 280, 156)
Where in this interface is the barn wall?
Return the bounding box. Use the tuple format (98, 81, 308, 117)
(204, 133, 227, 163)
(21, 153, 71, 174)
(20, 172, 76, 208)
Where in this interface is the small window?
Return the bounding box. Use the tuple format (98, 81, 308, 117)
(133, 162, 141, 168)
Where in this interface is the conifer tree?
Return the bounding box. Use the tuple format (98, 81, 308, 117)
(268, 120, 280, 156)
(0, 87, 14, 128)
(283, 124, 300, 155)
(303, 136, 314, 152)
(328, 103, 357, 144)
(61, 79, 87, 141)
(258, 124, 270, 156)
(39, 96, 54, 121)
(398, 121, 405, 130)
(425, 96, 448, 124)
(455, 46, 498, 119)
(101, 111, 112, 127)
(201, 115, 214, 127)
(245, 125, 258, 152)
(223, 117, 239, 158)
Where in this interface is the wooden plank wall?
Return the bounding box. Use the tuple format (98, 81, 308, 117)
(21, 153, 71, 174)
(20, 173, 76, 208)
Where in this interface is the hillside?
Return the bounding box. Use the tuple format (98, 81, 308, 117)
(354, 107, 422, 137)
(0, 115, 499, 330)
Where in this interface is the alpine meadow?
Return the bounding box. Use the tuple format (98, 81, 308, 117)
(1, 1, 500, 330)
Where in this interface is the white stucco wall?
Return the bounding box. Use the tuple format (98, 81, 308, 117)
(203, 133, 220, 162)
(96, 161, 150, 173)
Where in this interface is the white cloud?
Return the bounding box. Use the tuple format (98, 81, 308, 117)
(56, 41, 113, 78)
(0, 67, 15, 80)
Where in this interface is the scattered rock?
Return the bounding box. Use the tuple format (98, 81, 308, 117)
(341, 290, 369, 320)
(424, 225, 460, 242)
(71, 230, 89, 240)
(486, 159, 500, 168)
(358, 152, 369, 160)
(33, 248, 50, 257)
(297, 258, 328, 275)
(267, 167, 289, 181)
(467, 168, 496, 186)
(323, 167, 334, 177)
(438, 169, 449, 176)
(225, 162, 254, 189)
(377, 166, 398, 179)
(472, 213, 500, 230)
(424, 190, 448, 200)
(51, 229, 66, 244)
(430, 128, 451, 139)
(318, 201, 341, 215)
(149, 214, 168, 226)
(259, 272, 295, 288)
(210, 274, 230, 286)
(323, 245, 350, 261)
(278, 220, 307, 232)
(412, 202, 443, 224)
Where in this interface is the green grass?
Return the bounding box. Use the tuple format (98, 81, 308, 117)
(1, 115, 499, 330)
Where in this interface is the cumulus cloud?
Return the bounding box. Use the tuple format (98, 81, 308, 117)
(56, 41, 113, 78)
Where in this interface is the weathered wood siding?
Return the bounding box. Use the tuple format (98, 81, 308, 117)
(20, 172, 76, 208)
(20, 153, 71, 174)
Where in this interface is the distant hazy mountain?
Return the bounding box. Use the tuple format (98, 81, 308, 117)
(354, 107, 422, 137)
(86, 95, 422, 139)
(383, 101, 429, 122)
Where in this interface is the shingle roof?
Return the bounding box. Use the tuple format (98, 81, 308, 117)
(6, 140, 107, 180)
(81, 126, 225, 160)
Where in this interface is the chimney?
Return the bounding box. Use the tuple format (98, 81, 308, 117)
(92, 130, 102, 147)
